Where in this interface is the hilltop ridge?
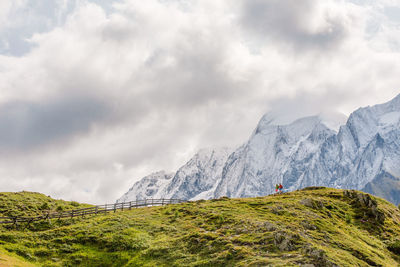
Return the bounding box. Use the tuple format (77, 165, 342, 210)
(1, 188, 400, 266)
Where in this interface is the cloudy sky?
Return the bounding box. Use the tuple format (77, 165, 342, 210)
(0, 0, 399, 204)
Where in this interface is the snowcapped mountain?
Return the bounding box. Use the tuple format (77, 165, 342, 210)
(117, 148, 232, 202)
(118, 94, 400, 205)
(117, 171, 174, 202)
(214, 115, 338, 198)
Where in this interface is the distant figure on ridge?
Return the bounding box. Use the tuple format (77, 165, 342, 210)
(275, 184, 279, 194)
(279, 183, 283, 194)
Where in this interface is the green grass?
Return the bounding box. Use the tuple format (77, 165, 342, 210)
(0, 188, 400, 266)
(0, 247, 36, 267)
(0, 192, 91, 217)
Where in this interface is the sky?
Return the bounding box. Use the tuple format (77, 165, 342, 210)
(0, 0, 399, 204)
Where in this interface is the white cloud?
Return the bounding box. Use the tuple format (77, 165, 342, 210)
(0, 0, 399, 203)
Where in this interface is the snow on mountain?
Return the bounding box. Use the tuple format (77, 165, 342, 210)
(117, 148, 232, 202)
(118, 94, 400, 205)
(254, 110, 347, 132)
(117, 171, 174, 202)
(333, 94, 400, 190)
(163, 147, 232, 200)
(214, 115, 337, 198)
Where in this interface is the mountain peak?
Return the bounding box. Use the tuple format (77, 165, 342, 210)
(387, 93, 400, 107)
(317, 111, 348, 132)
(368, 93, 400, 115)
(255, 111, 346, 136)
(391, 92, 400, 101)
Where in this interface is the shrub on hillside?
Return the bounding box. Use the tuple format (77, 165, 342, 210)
(345, 213, 352, 224)
(70, 201, 80, 207)
(56, 205, 64, 212)
(101, 229, 150, 252)
(39, 202, 50, 210)
(388, 240, 400, 255)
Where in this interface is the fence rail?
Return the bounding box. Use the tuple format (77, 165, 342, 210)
(0, 199, 185, 226)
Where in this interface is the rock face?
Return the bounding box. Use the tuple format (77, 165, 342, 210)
(117, 171, 174, 202)
(118, 94, 400, 204)
(361, 171, 400, 205)
(163, 148, 233, 200)
(117, 148, 232, 202)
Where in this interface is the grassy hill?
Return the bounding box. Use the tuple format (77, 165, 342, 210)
(0, 192, 92, 217)
(0, 188, 399, 266)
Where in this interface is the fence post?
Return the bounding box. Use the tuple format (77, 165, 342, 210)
(23, 218, 34, 230)
(12, 217, 17, 229)
(129, 201, 132, 210)
(114, 203, 116, 213)
(162, 198, 164, 206)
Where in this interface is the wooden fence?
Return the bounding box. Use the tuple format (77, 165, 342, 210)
(0, 199, 185, 227)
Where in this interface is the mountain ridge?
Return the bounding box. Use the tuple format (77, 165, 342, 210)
(119, 94, 400, 204)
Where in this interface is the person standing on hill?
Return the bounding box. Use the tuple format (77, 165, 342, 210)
(279, 183, 283, 194)
(275, 184, 279, 194)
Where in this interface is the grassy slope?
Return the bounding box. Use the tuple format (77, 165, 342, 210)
(0, 248, 36, 267)
(0, 188, 399, 266)
(0, 192, 92, 217)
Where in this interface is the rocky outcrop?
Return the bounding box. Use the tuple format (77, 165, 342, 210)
(343, 190, 385, 223)
(274, 231, 300, 251)
(299, 198, 324, 210)
(302, 245, 339, 267)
